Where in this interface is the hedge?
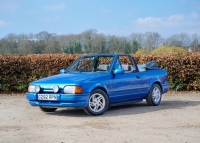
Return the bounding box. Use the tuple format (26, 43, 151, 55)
(0, 53, 200, 92)
(132, 53, 200, 91)
(0, 54, 81, 92)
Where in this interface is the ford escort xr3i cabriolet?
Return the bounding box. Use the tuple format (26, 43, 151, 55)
(26, 54, 169, 115)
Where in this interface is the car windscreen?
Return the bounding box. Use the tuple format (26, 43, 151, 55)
(66, 56, 114, 73)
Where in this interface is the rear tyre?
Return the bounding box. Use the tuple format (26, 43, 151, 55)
(146, 84, 162, 106)
(39, 106, 57, 112)
(83, 89, 109, 115)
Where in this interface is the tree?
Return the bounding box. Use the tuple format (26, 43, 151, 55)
(132, 40, 139, 53)
(130, 33, 144, 48)
(190, 34, 200, 52)
(164, 33, 191, 48)
(107, 36, 126, 54)
(81, 29, 97, 53)
(74, 41, 82, 53)
(124, 42, 131, 54)
(143, 32, 162, 53)
(100, 41, 106, 53)
(0, 30, 199, 54)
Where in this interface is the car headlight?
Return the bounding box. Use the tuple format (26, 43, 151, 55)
(63, 86, 82, 94)
(35, 85, 41, 92)
(53, 85, 59, 93)
(28, 85, 40, 93)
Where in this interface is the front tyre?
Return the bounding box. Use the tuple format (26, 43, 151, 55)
(39, 106, 57, 112)
(146, 84, 162, 106)
(84, 89, 109, 115)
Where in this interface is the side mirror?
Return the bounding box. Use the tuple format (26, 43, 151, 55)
(113, 68, 124, 75)
(60, 69, 66, 74)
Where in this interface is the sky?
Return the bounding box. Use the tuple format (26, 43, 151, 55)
(0, 0, 200, 38)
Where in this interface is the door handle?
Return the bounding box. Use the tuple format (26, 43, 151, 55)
(136, 76, 141, 79)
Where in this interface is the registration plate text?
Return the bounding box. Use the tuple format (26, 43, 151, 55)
(38, 94, 57, 101)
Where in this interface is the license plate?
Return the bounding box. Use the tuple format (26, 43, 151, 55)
(38, 94, 57, 101)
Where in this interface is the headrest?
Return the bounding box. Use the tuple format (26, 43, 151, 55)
(98, 64, 109, 71)
(121, 64, 131, 71)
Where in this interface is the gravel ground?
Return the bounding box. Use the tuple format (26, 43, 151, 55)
(0, 93, 200, 143)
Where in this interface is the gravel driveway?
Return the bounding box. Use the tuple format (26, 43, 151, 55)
(0, 93, 200, 143)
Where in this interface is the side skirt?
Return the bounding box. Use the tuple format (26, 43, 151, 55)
(110, 99, 143, 107)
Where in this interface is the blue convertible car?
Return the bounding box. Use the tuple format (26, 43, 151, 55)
(26, 54, 169, 115)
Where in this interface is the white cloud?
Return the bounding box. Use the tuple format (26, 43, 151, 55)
(43, 3, 65, 11)
(136, 17, 162, 27)
(132, 12, 200, 35)
(42, 17, 60, 22)
(135, 14, 185, 28)
(0, 20, 10, 27)
(167, 14, 184, 21)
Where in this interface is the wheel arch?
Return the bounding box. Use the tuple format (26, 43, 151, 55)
(88, 83, 109, 95)
(149, 78, 163, 94)
(153, 81, 163, 93)
(91, 86, 109, 98)
(92, 86, 108, 94)
(90, 86, 110, 104)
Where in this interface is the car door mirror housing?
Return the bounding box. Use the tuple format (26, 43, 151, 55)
(60, 69, 66, 74)
(113, 68, 124, 75)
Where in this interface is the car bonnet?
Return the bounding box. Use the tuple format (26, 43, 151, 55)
(30, 72, 103, 88)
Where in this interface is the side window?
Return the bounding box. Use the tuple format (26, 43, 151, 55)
(97, 56, 114, 72)
(118, 56, 136, 73)
(77, 58, 93, 71)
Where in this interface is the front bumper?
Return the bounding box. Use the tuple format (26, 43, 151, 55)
(26, 92, 90, 108)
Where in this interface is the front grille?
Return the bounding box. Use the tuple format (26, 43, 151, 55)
(39, 88, 64, 94)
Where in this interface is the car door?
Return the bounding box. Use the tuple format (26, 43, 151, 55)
(110, 55, 148, 103)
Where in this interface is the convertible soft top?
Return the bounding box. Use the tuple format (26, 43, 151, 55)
(144, 61, 159, 70)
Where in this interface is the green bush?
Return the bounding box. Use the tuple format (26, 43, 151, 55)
(151, 46, 187, 54)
